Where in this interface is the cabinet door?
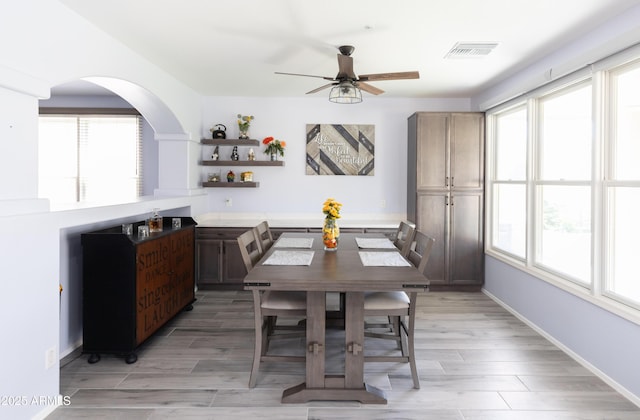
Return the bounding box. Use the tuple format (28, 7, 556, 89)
(416, 193, 448, 285)
(136, 233, 196, 344)
(416, 113, 448, 190)
(450, 113, 484, 190)
(222, 238, 247, 284)
(196, 238, 222, 286)
(449, 192, 484, 285)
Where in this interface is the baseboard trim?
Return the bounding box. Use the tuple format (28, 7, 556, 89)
(482, 288, 640, 409)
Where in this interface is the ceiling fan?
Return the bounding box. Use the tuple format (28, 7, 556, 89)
(275, 45, 420, 102)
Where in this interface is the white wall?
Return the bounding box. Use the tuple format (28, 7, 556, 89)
(201, 96, 470, 216)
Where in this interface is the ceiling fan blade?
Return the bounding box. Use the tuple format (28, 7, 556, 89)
(336, 54, 356, 79)
(357, 82, 385, 95)
(358, 71, 420, 82)
(306, 83, 336, 95)
(275, 71, 335, 81)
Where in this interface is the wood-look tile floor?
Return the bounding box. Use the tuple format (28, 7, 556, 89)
(50, 291, 640, 419)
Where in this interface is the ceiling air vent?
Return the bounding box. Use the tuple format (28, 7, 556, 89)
(445, 42, 498, 59)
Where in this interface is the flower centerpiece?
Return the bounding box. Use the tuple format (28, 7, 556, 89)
(262, 136, 286, 161)
(322, 197, 342, 251)
(237, 114, 254, 139)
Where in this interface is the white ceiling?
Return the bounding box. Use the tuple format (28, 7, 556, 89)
(56, 0, 640, 99)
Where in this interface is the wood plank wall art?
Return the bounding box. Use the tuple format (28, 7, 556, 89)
(306, 124, 375, 176)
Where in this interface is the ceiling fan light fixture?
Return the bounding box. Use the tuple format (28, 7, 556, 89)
(329, 81, 362, 104)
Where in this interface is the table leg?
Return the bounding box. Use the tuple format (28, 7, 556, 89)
(306, 291, 325, 388)
(345, 291, 364, 388)
(281, 290, 386, 404)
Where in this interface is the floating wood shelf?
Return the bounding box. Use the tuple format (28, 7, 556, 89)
(201, 160, 284, 167)
(203, 181, 260, 188)
(201, 139, 259, 146)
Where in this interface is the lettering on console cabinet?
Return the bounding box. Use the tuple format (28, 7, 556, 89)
(135, 229, 194, 344)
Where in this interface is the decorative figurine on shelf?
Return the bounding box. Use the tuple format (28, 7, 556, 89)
(230, 146, 239, 161)
(248, 148, 255, 161)
(210, 124, 226, 139)
(211, 145, 219, 161)
(227, 170, 235, 182)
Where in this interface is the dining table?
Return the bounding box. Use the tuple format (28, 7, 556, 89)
(243, 231, 429, 404)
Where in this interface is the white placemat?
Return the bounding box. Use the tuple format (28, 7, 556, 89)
(355, 237, 396, 249)
(263, 250, 315, 266)
(274, 237, 314, 249)
(358, 251, 411, 267)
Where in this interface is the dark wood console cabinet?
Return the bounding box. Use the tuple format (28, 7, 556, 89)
(81, 217, 197, 363)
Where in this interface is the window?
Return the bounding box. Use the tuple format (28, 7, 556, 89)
(535, 83, 592, 284)
(487, 52, 640, 319)
(605, 61, 640, 307)
(491, 106, 527, 258)
(38, 114, 142, 204)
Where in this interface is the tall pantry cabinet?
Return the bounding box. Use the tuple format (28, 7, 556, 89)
(407, 112, 485, 290)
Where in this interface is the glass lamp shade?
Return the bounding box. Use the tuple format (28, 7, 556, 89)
(329, 81, 363, 104)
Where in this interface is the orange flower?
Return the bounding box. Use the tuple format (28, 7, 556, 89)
(262, 136, 286, 157)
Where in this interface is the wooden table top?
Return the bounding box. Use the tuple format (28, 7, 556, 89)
(243, 232, 429, 292)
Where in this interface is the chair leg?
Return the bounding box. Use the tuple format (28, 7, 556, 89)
(249, 291, 263, 388)
(407, 296, 419, 389)
(394, 316, 409, 355)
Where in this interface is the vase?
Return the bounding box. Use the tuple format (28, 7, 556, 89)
(322, 218, 340, 251)
(239, 128, 249, 139)
(270, 153, 277, 161)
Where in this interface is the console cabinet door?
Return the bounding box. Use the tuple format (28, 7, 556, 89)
(135, 228, 195, 344)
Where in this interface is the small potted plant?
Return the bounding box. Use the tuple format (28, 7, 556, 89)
(237, 114, 254, 139)
(262, 136, 286, 161)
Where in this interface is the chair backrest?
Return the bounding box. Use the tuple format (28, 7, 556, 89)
(254, 220, 274, 252)
(394, 221, 416, 257)
(237, 229, 263, 272)
(407, 230, 436, 276)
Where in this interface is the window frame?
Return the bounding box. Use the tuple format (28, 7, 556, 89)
(485, 51, 640, 325)
(38, 108, 143, 205)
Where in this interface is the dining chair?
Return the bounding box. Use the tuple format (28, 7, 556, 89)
(393, 221, 416, 257)
(363, 230, 435, 389)
(254, 220, 274, 252)
(237, 229, 306, 388)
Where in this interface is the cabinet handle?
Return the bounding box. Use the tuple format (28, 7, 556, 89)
(445, 196, 449, 206)
(451, 196, 454, 206)
(445, 176, 449, 187)
(451, 176, 454, 187)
